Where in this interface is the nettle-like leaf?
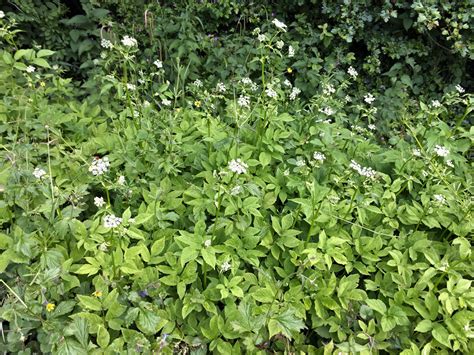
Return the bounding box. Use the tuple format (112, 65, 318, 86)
(268, 308, 306, 339)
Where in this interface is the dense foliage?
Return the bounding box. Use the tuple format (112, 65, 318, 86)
(0, 1, 473, 354)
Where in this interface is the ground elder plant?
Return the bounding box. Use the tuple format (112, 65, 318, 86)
(0, 10, 473, 355)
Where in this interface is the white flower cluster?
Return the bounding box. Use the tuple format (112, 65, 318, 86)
(121, 35, 137, 47)
(288, 45, 295, 58)
(313, 152, 326, 162)
(204, 239, 212, 248)
(89, 157, 110, 176)
(364, 93, 375, 104)
(272, 19, 287, 31)
(258, 34, 267, 42)
(117, 175, 126, 185)
(434, 145, 449, 157)
(266, 88, 277, 98)
(33, 167, 46, 179)
(276, 40, 284, 49)
(323, 84, 336, 96)
(162, 99, 171, 106)
(320, 107, 335, 115)
(283, 79, 292, 88)
(0, 10, 5, 18)
(368, 124, 376, 131)
(347, 66, 358, 78)
(26, 66, 35, 73)
(193, 79, 203, 88)
(238, 95, 250, 108)
(126, 83, 136, 91)
(433, 194, 446, 204)
(349, 160, 377, 179)
(101, 39, 113, 49)
(431, 100, 441, 108)
(216, 82, 226, 93)
(241, 77, 258, 91)
(413, 148, 421, 157)
(153, 59, 163, 68)
(455, 85, 465, 94)
(103, 214, 122, 228)
(221, 260, 231, 272)
(228, 159, 248, 174)
(230, 185, 243, 196)
(289, 87, 301, 100)
(94, 196, 105, 208)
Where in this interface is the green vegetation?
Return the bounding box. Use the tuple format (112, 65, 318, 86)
(0, 1, 472, 354)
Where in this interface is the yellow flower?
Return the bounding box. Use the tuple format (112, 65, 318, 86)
(46, 303, 55, 312)
(40, 81, 46, 87)
(287, 67, 293, 74)
(92, 290, 103, 298)
(194, 100, 201, 108)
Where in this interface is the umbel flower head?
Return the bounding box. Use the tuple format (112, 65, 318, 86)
(228, 159, 248, 174)
(89, 156, 110, 176)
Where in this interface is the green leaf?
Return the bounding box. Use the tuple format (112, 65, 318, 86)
(74, 263, 100, 276)
(137, 309, 163, 335)
(32, 58, 51, 68)
(381, 316, 397, 332)
(201, 248, 216, 268)
(366, 299, 387, 315)
(252, 288, 275, 303)
(415, 319, 432, 333)
(37, 49, 56, 58)
(432, 324, 451, 348)
(97, 325, 110, 348)
(268, 308, 306, 339)
(180, 246, 199, 267)
(77, 295, 102, 311)
(259, 152, 272, 167)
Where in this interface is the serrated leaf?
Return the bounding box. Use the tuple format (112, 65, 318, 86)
(268, 308, 306, 339)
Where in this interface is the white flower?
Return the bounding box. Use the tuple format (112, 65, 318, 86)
(283, 79, 292, 88)
(349, 160, 377, 179)
(162, 99, 171, 106)
(276, 40, 284, 49)
(368, 124, 376, 131)
(204, 239, 212, 248)
(33, 167, 46, 179)
(99, 242, 109, 252)
(193, 79, 203, 88)
(121, 35, 137, 47)
(94, 196, 105, 208)
(103, 214, 122, 228)
(221, 260, 231, 272)
(0, 10, 5, 18)
(320, 107, 335, 115)
(313, 152, 326, 162)
(26, 66, 36, 73)
(283, 169, 290, 176)
(289, 87, 301, 100)
(272, 19, 287, 31)
(89, 156, 110, 176)
(431, 100, 441, 108)
(101, 39, 112, 49)
(258, 34, 267, 42)
(238, 95, 250, 108)
(345, 95, 352, 102)
(252, 28, 261, 36)
(265, 88, 277, 98)
(446, 160, 454, 168)
(347, 66, 358, 78)
(216, 82, 226, 93)
(153, 59, 163, 68)
(296, 158, 306, 167)
(455, 84, 465, 94)
(230, 185, 243, 196)
(288, 45, 295, 58)
(434, 145, 449, 157)
(126, 83, 136, 91)
(433, 194, 446, 204)
(228, 159, 248, 174)
(241, 77, 253, 85)
(364, 93, 375, 104)
(413, 148, 421, 157)
(323, 84, 336, 96)
(117, 175, 126, 185)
